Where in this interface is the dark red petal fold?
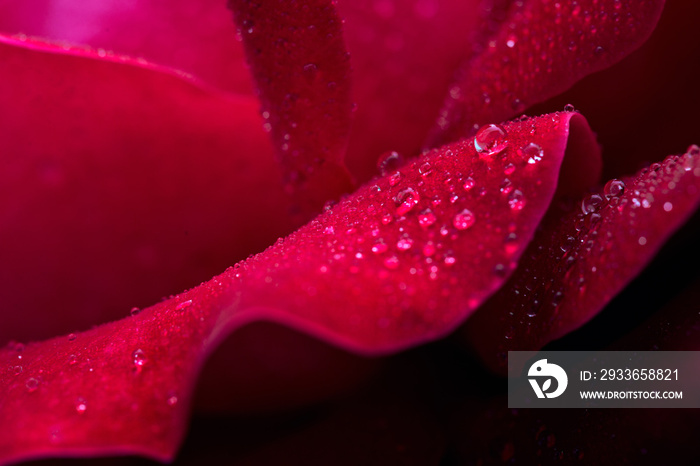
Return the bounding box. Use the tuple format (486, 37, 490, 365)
(0, 112, 598, 463)
(0, 37, 297, 344)
(229, 0, 355, 214)
(462, 145, 700, 372)
(428, 0, 665, 148)
(0, 0, 253, 94)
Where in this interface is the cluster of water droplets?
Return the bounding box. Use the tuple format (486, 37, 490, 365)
(501, 144, 700, 344)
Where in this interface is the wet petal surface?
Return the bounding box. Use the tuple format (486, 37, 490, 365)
(463, 145, 700, 372)
(0, 112, 598, 463)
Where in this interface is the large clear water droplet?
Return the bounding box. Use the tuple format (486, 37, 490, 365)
(474, 124, 508, 156)
(603, 179, 625, 198)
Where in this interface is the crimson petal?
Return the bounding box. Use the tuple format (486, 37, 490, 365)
(0, 37, 296, 344)
(0, 112, 598, 463)
(463, 145, 700, 372)
(0, 0, 252, 94)
(428, 0, 665, 148)
(229, 0, 355, 214)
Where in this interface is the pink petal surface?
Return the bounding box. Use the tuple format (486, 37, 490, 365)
(229, 0, 355, 213)
(0, 0, 253, 94)
(0, 112, 598, 463)
(335, 0, 483, 181)
(0, 37, 297, 344)
(428, 0, 665, 148)
(462, 145, 700, 372)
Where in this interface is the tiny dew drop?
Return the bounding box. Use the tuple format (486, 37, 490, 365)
(603, 179, 625, 198)
(132, 349, 147, 369)
(504, 163, 516, 175)
(418, 208, 437, 227)
(176, 300, 193, 311)
(521, 142, 544, 164)
(26, 377, 39, 392)
(130, 307, 141, 316)
(377, 151, 404, 176)
(419, 162, 433, 177)
(75, 397, 87, 414)
(564, 103, 575, 112)
(463, 177, 475, 191)
(396, 237, 414, 251)
(389, 171, 402, 186)
(383, 255, 400, 269)
(67, 333, 77, 341)
(508, 190, 526, 211)
(453, 209, 476, 230)
(167, 393, 179, 406)
(371, 240, 388, 254)
(474, 124, 508, 156)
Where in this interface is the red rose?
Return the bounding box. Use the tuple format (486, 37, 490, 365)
(0, 0, 698, 464)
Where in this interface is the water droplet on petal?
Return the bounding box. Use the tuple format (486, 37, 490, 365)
(372, 240, 388, 254)
(132, 349, 147, 368)
(564, 103, 575, 112)
(396, 237, 414, 251)
(176, 300, 193, 311)
(389, 171, 402, 186)
(581, 194, 604, 214)
(377, 151, 404, 176)
(521, 142, 544, 164)
(504, 163, 516, 175)
(167, 393, 179, 406)
(419, 162, 433, 177)
(130, 307, 141, 316)
(453, 209, 476, 230)
(384, 255, 400, 269)
(663, 202, 673, 212)
(508, 190, 526, 210)
(75, 397, 87, 414)
(418, 208, 437, 227)
(67, 333, 77, 341)
(462, 177, 475, 191)
(603, 179, 625, 198)
(474, 124, 508, 156)
(394, 187, 420, 215)
(26, 378, 39, 392)
(13, 365, 22, 375)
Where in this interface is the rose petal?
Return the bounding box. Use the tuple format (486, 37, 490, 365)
(229, 0, 355, 214)
(0, 37, 297, 344)
(0, 111, 598, 463)
(462, 145, 700, 372)
(336, 0, 483, 181)
(528, 0, 700, 180)
(427, 0, 665, 148)
(0, 0, 252, 94)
